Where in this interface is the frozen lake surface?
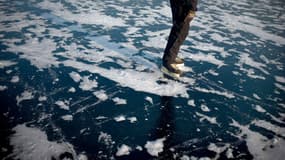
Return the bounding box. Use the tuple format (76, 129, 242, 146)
(0, 0, 285, 159)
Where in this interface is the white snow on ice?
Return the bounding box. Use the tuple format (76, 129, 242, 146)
(112, 97, 127, 105)
(116, 144, 131, 156)
(9, 124, 77, 160)
(144, 137, 166, 157)
(16, 90, 34, 105)
(55, 100, 70, 110)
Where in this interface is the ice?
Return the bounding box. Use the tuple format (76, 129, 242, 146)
(145, 96, 153, 104)
(275, 76, 285, 84)
(0, 85, 8, 91)
(38, 0, 127, 28)
(114, 115, 126, 122)
(196, 112, 217, 125)
(1, 0, 284, 159)
(112, 97, 127, 105)
(186, 52, 225, 67)
(274, 83, 285, 92)
(144, 137, 166, 157)
(5, 38, 59, 70)
(98, 132, 114, 147)
(127, 117, 138, 123)
(136, 146, 143, 151)
(93, 90, 108, 101)
(69, 72, 82, 83)
(226, 148, 234, 159)
(79, 76, 98, 91)
(68, 87, 76, 93)
(201, 104, 210, 112)
(231, 120, 285, 160)
(180, 155, 190, 160)
(61, 115, 73, 121)
(0, 60, 16, 68)
(38, 96, 47, 102)
(254, 105, 266, 113)
(195, 87, 235, 99)
(55, 100, 70, 110)
(16, 90, 34, 105)
(116, 144, 131, 156)
(187, 100, 196, 107)
(10, 76, 19, 83)
(9, 124, 76, 160)
(253, 93, 261, 100)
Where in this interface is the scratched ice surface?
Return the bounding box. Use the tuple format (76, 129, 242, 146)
(0, 0, 284, 159)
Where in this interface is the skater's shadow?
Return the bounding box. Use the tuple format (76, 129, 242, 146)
(152, 96, 176, 159)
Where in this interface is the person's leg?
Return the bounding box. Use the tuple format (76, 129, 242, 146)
(162, 0, 195, 73)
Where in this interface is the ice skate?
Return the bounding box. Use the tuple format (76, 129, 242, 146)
(161, 63, 182, 79)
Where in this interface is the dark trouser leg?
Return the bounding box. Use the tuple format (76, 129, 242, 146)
(163, 0, 194, 67)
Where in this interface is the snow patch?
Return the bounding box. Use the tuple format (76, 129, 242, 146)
(144, 138, 166, 157)
(9, 124, 76, 160)
(195, 87, 235, 99)
(68, 87, 76, 93)
(254, 105, 266, 113)
(253, 93, 261, 100)
(112, 97, 127, 105)
(0, 60, 16, 68)
(61, 115, 73, 121)
(11, 76, 20, 83)
(231, 120, 285, 160)
(79, 76, 98, 91)
(201, 104, 210, 112)
(145, 96, 153, 104)
(196, 112, 217, 125)
(116, 144, 131, 156)
(93, 90, 108, 101)
(0, 85, 8, 91)
(275, 76, 285, 84)
(114, 115, 126, 122)
(98, 132, 114, 147)
(16, 90, 34, 105)
(69, 72, 81, 83)
(55, 100, 70, 110)
(187, 100, 196, 107)
(127, 117, 137, 123)
(38, 96, 47, 102)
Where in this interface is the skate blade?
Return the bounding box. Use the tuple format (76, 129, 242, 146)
(161, 66, 180, 79)
(176, 63, 184, 69)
